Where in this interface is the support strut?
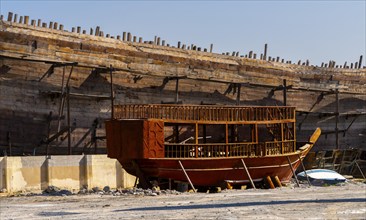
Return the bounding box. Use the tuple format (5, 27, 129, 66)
(241, 158, 256, 189)
(178, 160, 196, 192)
(297, 154, 311, 186)
(287, 156, 300, 187)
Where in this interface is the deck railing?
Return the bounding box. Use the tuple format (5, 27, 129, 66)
(114, 104, 295, 122)
(164, 141, 295, 158)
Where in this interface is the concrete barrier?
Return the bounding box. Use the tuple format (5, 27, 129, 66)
(0, 155, 136, 194)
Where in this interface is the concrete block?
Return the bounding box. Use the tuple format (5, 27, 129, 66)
(47, 155, 85, 190)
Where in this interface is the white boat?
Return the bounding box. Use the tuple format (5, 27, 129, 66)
(297, 169, 346, 185)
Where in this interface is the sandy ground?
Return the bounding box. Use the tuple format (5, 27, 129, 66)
(0, 182, 365, 220)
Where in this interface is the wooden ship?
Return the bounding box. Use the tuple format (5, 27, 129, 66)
(106, 104, 321, 187)
(0, 12, 365, 157)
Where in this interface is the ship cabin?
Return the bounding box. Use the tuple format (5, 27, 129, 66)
(106, 104, 296, 162)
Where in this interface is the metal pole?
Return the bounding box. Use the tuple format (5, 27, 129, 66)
(241, 159, 256, 189)
(110, 65, 114, 119)
(178, 161, 196, 192)
(286, 156, 300, 187)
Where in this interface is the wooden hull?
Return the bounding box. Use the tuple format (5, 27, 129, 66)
(120, 150, 308, 186)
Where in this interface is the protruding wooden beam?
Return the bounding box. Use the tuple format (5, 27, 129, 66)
(24, 16, 29, 25)
(95, 26, 100, 36)
(13, 14, 18, 23)
(127, 32, 131, 41)
(7, 12, 13, 22)
(358, 55, 363, 68)
(263, 43, 268, 60)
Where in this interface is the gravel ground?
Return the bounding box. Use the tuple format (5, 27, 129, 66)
(0, 181, 365, 220)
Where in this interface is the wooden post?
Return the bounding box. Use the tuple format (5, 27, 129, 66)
(13, 14, 18, 22)
(24, 16, 29, 25)
(178, 161, 196, 192)
(110, 65, 114, 119)
(248, 51, 253, 58)
(53, 22, 58, 30)
(57, 66, 66, 133)
(236, 83, 241, 105)
(31, 20, 36, 26)
(127, 32, 132, 41)
(241, 159, 256, 189)
(263, 43, 268, 60)
(77, 26, 81, 33)
(195, 123, 199, 158)
(175, 78, 179, 103)
(122, 32, 126, 41)
(286, 156, 300, 187)
(19, 16, 23, 24)
(283, 79, 287, 106)
(225, 123, 229, 156)
(358, 55, 363, 69)
(37, 19, 41, 27)
(7, 12, 13, 22)
(7, 132, 11, 156)
(210, 43, 213, 53)
(335, 89, 339, 149)
(95, 26, 100, 36)
(67, 85, 72, 155)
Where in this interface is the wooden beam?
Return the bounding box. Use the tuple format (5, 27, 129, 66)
(286, 156, 300, 187)
(241, 159, 256, 189)
(178, 161, 196, 192)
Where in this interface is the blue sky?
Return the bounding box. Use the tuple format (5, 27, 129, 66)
(1, 1, 365, 66)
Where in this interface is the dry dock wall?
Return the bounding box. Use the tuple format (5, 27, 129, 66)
(0, 155, 136, 193)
